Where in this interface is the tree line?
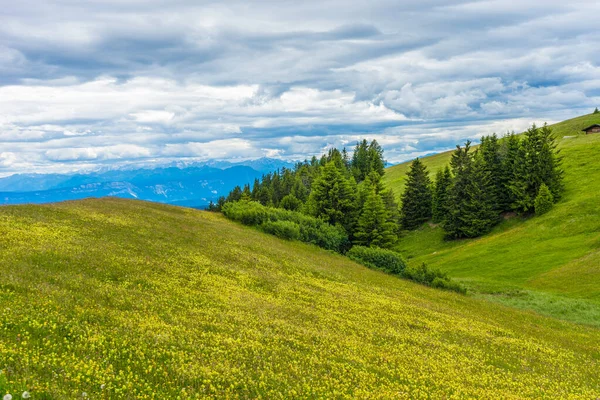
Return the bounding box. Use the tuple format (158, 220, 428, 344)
(400, 123, 564, 238)
(214, 139, 401, 249)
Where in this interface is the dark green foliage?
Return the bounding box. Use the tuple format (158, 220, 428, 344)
(501, 133, 521, 211)
(444, 142, 498, 239)
(222, 200, 349, 252)
(403, 263, 466, 294)
(355, 188, 397, 249)
(226, 186, 243, 203)
(534, 183, 554, 215)
(381, 188, 401, 232)
(347, 246, 406, 275)
(221, 139, 395, 248)
(594, 107, 599, 114)
(511, 124, 563, 212)
(306, 161, 357, 230)
(400, 158, 432, 230)
(261, 220, 301, 240)
(351, 139, 385, 182)
(479, 134, 504, 211)
(280, 194, 302, 211)
(432, 166, 452, 223)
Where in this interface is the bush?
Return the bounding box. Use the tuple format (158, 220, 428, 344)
(222, 201, 349, 253)
(222, 201, 268, 225)
(403, 263, 466, 294)
(280, 194, 302, 211)
(534, 183, 554, 216)
(347, 246, 406, 275)
(261, 220, 301, 241)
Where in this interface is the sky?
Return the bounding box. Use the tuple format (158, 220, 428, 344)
(1, 0, 599, 175)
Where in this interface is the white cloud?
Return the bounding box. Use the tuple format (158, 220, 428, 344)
(0, 0, 599, 174)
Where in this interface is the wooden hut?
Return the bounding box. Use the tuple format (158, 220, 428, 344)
(582, 124, 600, 134)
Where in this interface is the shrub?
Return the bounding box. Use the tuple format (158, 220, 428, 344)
(534, 183, 554, 216)
(403, 263, 466, 294)
(280, 194, 302, 211)
(222, 201, 349, 253)
(261, 220, 301, 241)
(347, 246, 406, 275)
(222, 201, 268, 225)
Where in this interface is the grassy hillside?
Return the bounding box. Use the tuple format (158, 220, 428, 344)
(1, 198, 600, 398)
(383, 113, 600, 325)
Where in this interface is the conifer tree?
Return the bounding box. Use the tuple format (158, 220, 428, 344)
(306, 161, 357, 231)
(241, 184, 252, 201)
(368, 140, 385, 177)
(479, 134, 504, 211)
(510, 124, 563, 212)
(501, 133, 520, 211)
(432, 166, 452, 223)
(351, 139, 370, 182)
(534, 183, 554, 215)
(291, 178, 309, 203)
(381, 188, 401, 233)
(354, 187, 397, 248)
(226, 186, 243, 203)
(400, 158, 432, 230)
(444, 142, 498, 239)
(594, 107, 599, 114)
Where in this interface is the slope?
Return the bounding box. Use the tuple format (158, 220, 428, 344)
(383, 113, 600, 325)
(0, 198, 599, 398)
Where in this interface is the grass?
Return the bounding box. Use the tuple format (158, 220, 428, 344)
(1, 198, 600, 397)
(383, 113, 600, 326)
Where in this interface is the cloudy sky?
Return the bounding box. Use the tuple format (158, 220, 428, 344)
(1, 0, 599, 175)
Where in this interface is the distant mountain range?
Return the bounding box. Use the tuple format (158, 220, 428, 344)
(0, 158, 296, 208)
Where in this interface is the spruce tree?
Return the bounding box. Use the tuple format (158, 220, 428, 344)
(510, 124, 563, 212)
(368, 140, 385, 177)
(501, 133, 520, 211)
(444, 142, 498, 239)
(381, 188, 401, 233)
(306, 161, 357, 231)
(432, 166, 452, 223)
(400, 158, 432, 230)
(355, 188, 397, 248)
(594, 107, 599, 114)
(351, 140, 370, 182)
(479, 134, 504, 211)
(534, 183, 554, 215)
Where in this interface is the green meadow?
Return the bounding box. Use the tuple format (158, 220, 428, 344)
(383, 113, 600, 325)
(1, 198, 599, 398)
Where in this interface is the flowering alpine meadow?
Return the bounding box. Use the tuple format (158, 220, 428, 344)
(0, 198, 599, 398)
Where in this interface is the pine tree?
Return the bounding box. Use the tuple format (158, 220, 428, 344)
(381, 188, 401, 233)
(241, 184, 252, 201)
(368, 140, 385, 177)
(400, 158, 432, 230)
(444, 142, 498, 239)
(290, 178, 308, 203)
(500, 133, 520, 211)
(354, 187, 397, 248)
(479, 134, 504, 211)
(534, 183, 554, 215)
(226, 186, 243, 203)
(510, 124, 563, 212)
(351, 140, 370, 182)
(306, 161, 357, 231)
(432, 166, 452, 223)
(594, 107, 599, 114)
